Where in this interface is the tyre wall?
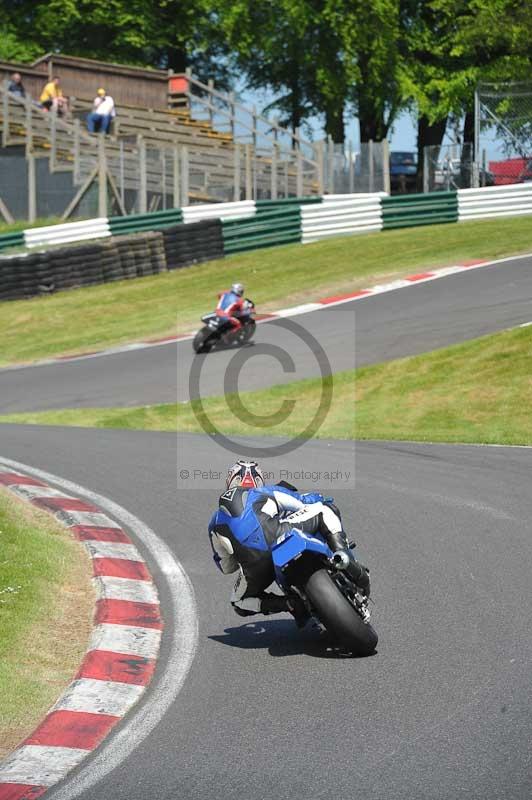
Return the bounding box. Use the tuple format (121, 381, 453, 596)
(0, 219, 224, 302)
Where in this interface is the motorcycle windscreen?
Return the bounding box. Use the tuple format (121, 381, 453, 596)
(272, 530, 331, 570)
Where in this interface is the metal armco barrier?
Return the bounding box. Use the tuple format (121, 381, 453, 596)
(301, 194, 384, 243)
(381, 191, 458, 229)
(25, 218, 111, 248)
(108, 208, 183, 235)
(182, 201, 256, 224)
(458, 183, 532, 221)
(0, 230, 25, 253)
(222, 206, 301, 254)
(4, 185, 532, 303)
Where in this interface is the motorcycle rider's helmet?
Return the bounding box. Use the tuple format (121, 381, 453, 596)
(231, 283, 244, 297)
(226, 460, 264, 490)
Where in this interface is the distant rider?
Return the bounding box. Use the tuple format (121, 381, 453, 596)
(216, 282, 247, 331)
(208, 460, 370, 624)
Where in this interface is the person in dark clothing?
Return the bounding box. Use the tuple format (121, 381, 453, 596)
(208, 460, 370, 621)
(7, 73, 25, 98)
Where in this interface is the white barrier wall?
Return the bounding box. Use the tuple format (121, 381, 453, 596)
(301, 193, 385, 244)
(182, 201, 256, 224)
(458, 183, 532, 221)
(25, 218, 111, 248)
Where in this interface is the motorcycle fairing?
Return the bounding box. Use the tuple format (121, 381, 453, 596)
(272, 529, 331, 582)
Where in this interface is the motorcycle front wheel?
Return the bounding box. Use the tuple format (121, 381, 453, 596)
(193, 327, 217, 353)
(304, 568, 378, 655)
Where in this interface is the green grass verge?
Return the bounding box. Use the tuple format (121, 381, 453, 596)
(2, 216, 532, 366)
(0, 490, 93, 758)
(0, 217, 62, 235)
(3, 325, 530, 446)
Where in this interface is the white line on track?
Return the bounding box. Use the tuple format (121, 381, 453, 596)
(0, 455, 199, 800)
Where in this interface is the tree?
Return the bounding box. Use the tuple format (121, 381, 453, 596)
(0, 0, 233, 86)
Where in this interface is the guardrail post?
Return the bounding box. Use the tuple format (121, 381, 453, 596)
(27, 152, 37, 222)
(316, 140, 324, 195)
(98, 135, 108, 217)
(181, 145, 189, 206)
(119, 140, 126, 211)
(348, 141, 354, 193)
(271, 144, 278, 200)
(2, 85, 9, 148)
(245, 144, 252, 199)
(327, 136, 334, 193)
(382, 138, 391, 195)
(474, 86, 480, 166)
(207, 79, 215, 126)
(50, 111, 57, 171)
(369, 139, 374, 193)
(138, 136, 147, 213)
(229, 92, 236, 139)
(423, 147, 429, 193)
(25, 95, 33, 158)
(73, 119, 81, 184)
(173, 145, 180, 207)
(296, 127, 303, 197)
(233, 143, 241, 201)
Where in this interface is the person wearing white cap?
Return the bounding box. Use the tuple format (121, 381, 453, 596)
(87, 88, 116, 134)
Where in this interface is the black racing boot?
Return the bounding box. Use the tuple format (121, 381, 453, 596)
(259, 593, 291, 615)
(326, 531, 371, 597)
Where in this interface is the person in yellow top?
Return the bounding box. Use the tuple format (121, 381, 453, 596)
(40, 77, 66, 115)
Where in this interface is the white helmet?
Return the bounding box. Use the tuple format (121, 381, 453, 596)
(231, 283, 244, 297)
(226, 460, 264, 490)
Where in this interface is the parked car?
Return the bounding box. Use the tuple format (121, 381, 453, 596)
(488, 157, 531, 185)
(390, 151, 418, 193)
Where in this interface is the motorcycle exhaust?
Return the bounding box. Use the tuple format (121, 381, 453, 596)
(331, 551, 351, 571)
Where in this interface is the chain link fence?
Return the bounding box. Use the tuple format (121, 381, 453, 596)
(475, 81, 532, 186)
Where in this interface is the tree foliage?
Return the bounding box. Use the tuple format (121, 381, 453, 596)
(1, 0, 531, 147)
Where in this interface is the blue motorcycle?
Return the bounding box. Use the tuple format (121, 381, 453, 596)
(272, 527, 378, 655)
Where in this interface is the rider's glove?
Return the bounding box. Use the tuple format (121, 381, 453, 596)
(300, 492, 325, 504)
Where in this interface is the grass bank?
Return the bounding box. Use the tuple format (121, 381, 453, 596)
(0, 490, 94, 758)
(2, 216, 532, 366)
(3, 325, 530, 446)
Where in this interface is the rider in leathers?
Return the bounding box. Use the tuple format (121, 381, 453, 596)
(208, 460, 370, 621)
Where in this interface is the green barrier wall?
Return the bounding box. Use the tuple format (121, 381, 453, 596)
(109, 209, 183, 235)
(0, 230, 25, 253)
(222, 207, 301, 254)
(382, 191, 458, 229)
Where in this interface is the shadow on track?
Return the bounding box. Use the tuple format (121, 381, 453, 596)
(209, 619, 377, 659)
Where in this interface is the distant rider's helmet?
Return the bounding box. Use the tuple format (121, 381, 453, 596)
(231, 283, 244, 297)
(226, 460, 264, 490)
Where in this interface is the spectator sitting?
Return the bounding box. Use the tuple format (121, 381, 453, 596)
(7, 72, 25, 98)
(87, 88, 116, 135)
(39, 76, 67, 116)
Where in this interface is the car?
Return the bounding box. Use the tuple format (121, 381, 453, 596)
(390, 151, 418, 193)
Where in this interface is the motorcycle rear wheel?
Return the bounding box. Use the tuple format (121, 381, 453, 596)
(193, 327, 216, 353)
(304, 568, 378, 655)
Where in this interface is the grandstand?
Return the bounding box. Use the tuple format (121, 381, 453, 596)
(0, 54, 322, 219)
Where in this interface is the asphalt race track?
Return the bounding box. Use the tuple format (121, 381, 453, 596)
(1, 254, 532, 412)
(1, 253, 532, 799)
(0, 425, 531, 799)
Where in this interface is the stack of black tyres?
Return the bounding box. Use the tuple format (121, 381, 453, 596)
(0, 251, 55, 301)
(114, 232, 167, 278)
(163, 218, 224, 271)
(47, 241, 109, 290)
